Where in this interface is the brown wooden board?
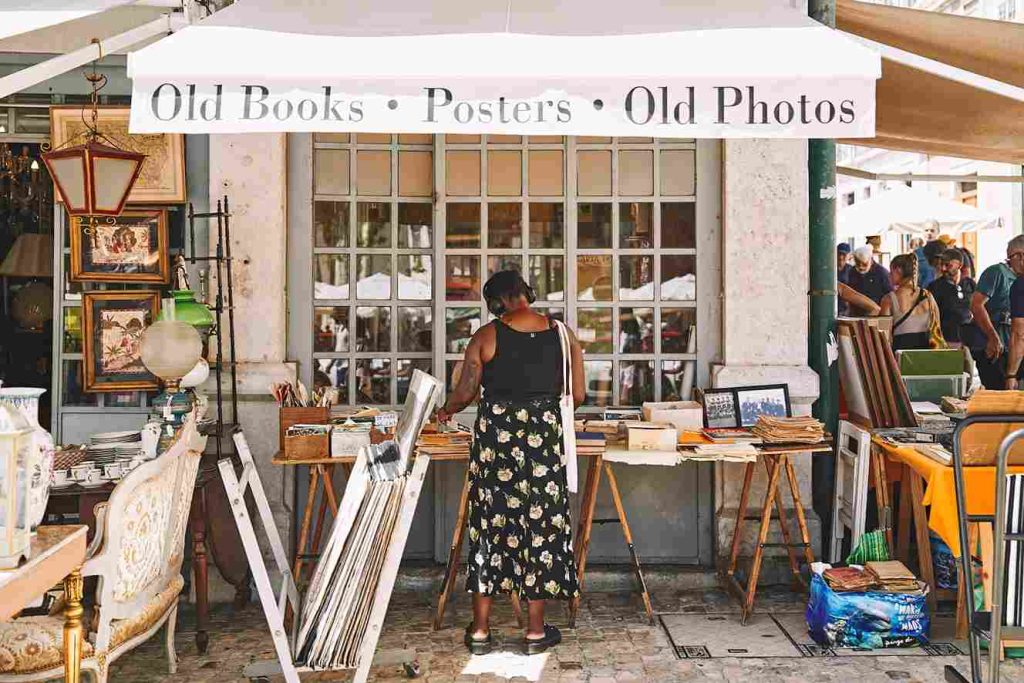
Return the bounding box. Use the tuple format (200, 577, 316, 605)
(862, 322, 893, 426)
(848, 321, 881, 427)
(871, 325, 900, 427)
(879, 328, 917, 426)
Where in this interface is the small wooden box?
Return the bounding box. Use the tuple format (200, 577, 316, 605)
(279, 407, 330, 453)
(283, 430, 330, 461)
(627, 422, 678, 451)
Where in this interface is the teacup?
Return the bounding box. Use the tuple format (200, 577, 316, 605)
(82, 468, 103, 486)
(102, 463, 123, 480)
(71, 462, 95, 481)
(52, 469, 73, 487)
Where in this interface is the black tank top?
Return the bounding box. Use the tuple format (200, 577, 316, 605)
(481, 319, 563, 401)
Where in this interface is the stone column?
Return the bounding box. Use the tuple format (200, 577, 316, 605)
(713, 138, 822, 572)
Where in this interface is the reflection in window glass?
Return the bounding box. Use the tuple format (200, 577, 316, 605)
(662, 202, 696, 249)
(662, 360, 696, 402)
(62, 360, 99, 406)
(398, 306, 432, 352)
(314, 254, 350, 299)
(619, 308, 654, 353)
(355, 306, 391, 352)
(398, 254, 432, 300)
(446, 203, 480, 248)
(446, 256, 481, 301)
(315, 358, 349, 404)
(619, 255, 654, 300)
(488, 254, 522, 280)
(529, 202, 564, 248)
(583, 360, 613, 407)
(662, 308, 697, 353)
(356, 255, 391, 299)
(577, 203, 612, 248)
(356, 202, 391, 247)
(398, 359, 432, 404)
(446, 307, 481, 353)
(619, 202, 653, 248)
(356, 358, 391, 404)
(541, 308, 565, 323)
(577, 308, 613, 353)
(314, 307, 350, 352)
(529, 255, 564, 301)
(63, 307, 83, 353)
(398, 203, 432, 248)
(106, 392, 144, 408)
(577, 255, 612, 301)
(488, 202, 522, 248)
(619, 360, 655, 405)
(661, 255, 696, 301)
(314, 200, 349, 247)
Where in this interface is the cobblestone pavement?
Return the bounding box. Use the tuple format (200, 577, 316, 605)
(109, 585, 1024, 682)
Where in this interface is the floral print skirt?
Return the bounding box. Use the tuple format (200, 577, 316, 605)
(465, 397, 580, 602)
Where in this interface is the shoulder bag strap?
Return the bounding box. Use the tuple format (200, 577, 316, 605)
(554, 320, 571, 398)
(893, 290, 928, 331)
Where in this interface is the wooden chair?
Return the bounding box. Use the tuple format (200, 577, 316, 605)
(0, 414, 206, 683)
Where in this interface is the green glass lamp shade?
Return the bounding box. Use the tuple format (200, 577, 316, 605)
(158, 290, 215, 337)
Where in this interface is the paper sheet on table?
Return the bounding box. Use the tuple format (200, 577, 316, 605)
(602, 448, 680, 466)
(911, 401, 941, 414)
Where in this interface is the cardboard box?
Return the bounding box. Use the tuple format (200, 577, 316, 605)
(627, 422, 678, 451)
(641, 401, 703, 431)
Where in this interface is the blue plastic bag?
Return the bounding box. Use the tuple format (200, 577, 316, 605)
(930, 532, 958, 590)
(806, 573, 929, 649)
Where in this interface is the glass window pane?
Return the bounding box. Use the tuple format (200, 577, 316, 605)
(487, 150, 522, 196)
(398, 203, 432, 248)
(446, 150, 481, 196)
(529, 202, 564, 248)
(398, 133, 432, 144)
(662, 360, 696, 402)
(446, 203, 480, 248)
(660, 149, 696, 196)
(583, 360, 613, 407)
(487, 255, 522, 279)
(357, 133, 391, 143)
(398, 254, 432, 300)
(355, 307, 391, 352)
(446, 255, 481, 301)
(356, 254, 392, 299)
(398, 306, 432, 352)
(529, 255, 564, 302)
(63, 307, 82, 353)
(619, 308, 654, 353)
(314, 133, 349, 143)
(577, 255, 612, 301)
(356, 202, 391, 248)
(619, 360, 655, 405)
(618, 150, 654, 196)
(577, 308, 613, 353)
(620, 137, 653, 143)
(106, 392, 145, 408)
(398, 150, 433, 197)
(356, 358, 391, 404)
(662, 308, 697, 353)
(315, 358, 349, 405)
(398, 359, 432, 404)
(356, 150, 391, 195)
(313, 149, 349, 195)
(314, 254, 350, 299)
(542, 308, 565, 323)
(446, 307, 481, 353)
(314, 200, 349, 248)
(619, 255, 654, 300)
(578, 136, 612, 143)
(577, 203, 612, 248)
(661, 255, 696, 301)
(619, 202, 653, 248)
(62, 360, 99, 406)
(446, 360, 478, 407)
(487, 202, 522, 248)
(662, 202, 696, 249)
(577, 150, 612, 196)
(447, 134, 481, 143)
(314, 306, 350, 352)
(490, 135, 521, 143)
(529, 136, 563, 144)
(528, 150, 563, 196)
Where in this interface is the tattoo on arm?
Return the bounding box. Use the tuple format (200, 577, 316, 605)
(445, 360, 482, 414)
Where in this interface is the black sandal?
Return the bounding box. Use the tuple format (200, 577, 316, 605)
(464, 624, 493, 655)
(524, 624, 561, 655)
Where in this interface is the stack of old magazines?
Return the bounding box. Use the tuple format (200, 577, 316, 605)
(752, 416, 825, 444)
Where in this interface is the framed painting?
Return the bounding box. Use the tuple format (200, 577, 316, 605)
(69, 209, 170, 283)
(735, 384, 791, 427)
(49, 106, 186, 203)
(700, 388, 739, 429)
(82, 291, 160, 392)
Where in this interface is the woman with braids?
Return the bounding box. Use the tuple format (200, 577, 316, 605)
(880, 253, 945, 350)
(435, 270, 585, 655)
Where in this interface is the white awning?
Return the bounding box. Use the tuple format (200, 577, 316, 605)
(838, 184, 1003, 240)
(126, 0, 881, 138)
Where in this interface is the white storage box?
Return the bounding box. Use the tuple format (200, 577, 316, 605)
(641, 401, 703, 431)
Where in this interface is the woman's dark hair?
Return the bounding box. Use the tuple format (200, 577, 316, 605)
(890, 253, 919, 290)
(482, 270, 536, 316)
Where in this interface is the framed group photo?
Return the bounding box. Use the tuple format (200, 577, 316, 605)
(82, 291, 161, 392)
(700, 384, 792, 428)
(69, 209, 170, 283)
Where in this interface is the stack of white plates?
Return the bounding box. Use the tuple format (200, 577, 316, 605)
(86, 445, 119, 465)
(91, 430, 142, 446)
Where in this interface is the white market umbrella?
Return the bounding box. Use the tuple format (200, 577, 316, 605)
(837, 184, 1002, 241)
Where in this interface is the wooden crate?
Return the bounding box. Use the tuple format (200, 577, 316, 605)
(283, 432, 330, 461)
(279, 407, 330, 453)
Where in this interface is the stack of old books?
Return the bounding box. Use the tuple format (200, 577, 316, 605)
(576, 431, 606, 457)
(752, 416, 825, 444)
(823, 566, 876, 592)
(866, 560, 925, 594)
(416, 430, 471, 457)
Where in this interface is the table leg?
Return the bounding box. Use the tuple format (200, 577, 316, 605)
(896, 465, 913, 564)
(434, 468, 472, 630)
(310, 465, 334, 558)
(764, 456, 802, 584)
(63, 567, 84, 683)
(871, 448, 893, 551)
(725, 462, 756, 578)
(784, 456, 815, 568)
(908, 470, 938, 616)
(569, 454, 603, 628)
(742, 454, 783, 625)
(292, 465, 321, 583)
(319, 464, 340, 515)
(604, 462, 654, 624)
(189, 488, 210, 654)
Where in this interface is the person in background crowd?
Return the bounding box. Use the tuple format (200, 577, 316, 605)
(881, 254, 943, 350)
(837, 243, 853, 316)
(848, 244, 893, 308)
(966, 235, 1024, 389)
(1004, 268, 1024, 390)
(928, 248, 975, 347)
(920, 240, 947, 287)
(913, 237, 936, 287)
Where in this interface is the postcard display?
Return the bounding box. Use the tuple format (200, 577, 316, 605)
(222, 369, 443, 683)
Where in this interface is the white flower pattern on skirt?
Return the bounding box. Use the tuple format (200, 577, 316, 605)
(466, 397, 580, 601)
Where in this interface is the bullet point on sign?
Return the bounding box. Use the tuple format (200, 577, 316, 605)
(388, 99, 398, 110)
(593, 99, 604, 110)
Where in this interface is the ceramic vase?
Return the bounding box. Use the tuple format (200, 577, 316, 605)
(0, 388, 55, 530)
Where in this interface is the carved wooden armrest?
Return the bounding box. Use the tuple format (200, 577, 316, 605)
(85, 502, 109, 561)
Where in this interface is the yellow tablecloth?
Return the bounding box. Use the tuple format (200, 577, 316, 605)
(875, 439, 1024, 557)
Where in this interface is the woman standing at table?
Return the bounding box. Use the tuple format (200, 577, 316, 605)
(880, 254, 945, 350)
(435, 270, 585, 655)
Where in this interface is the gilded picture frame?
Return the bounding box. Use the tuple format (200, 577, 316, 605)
(49, 106, 186, 204)
(82, 290, 161, 392)
(69, 209, 170, 284)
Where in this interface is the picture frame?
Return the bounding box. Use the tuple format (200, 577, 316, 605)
(700, 388, 740, 429)
(49, 106, 186, 204)
(69, 209, 170, 283)
(735, 384, 792, 427)
(82, 291, 160, 392)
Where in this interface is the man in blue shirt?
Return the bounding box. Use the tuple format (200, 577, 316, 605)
(847, 244, 892, 310)
(968, 235, 1024, 389)
(915, 240, 936, 288)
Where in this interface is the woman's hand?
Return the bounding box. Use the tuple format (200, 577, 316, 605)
(435, 406, 452, 425)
